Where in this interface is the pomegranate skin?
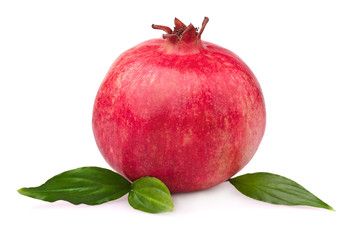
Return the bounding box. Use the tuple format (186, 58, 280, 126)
(92, 19, 266, 193)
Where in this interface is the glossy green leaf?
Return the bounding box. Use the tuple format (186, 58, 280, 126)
(229, 172, 334, 211)
(128, 177, 174, 213)
(18, 167, 131, 205)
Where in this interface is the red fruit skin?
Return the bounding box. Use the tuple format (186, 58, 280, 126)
(92, 38, 266, 193)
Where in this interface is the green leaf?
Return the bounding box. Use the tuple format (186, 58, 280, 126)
(128, 177, 174, 213)
(18, 166, 131, 205)
(229, 172, 334, 211)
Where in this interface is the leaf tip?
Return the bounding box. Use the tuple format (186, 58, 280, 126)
(326, 205, 335, 211)
(168, 203, 175, 212)
(17, 187, 27, 195)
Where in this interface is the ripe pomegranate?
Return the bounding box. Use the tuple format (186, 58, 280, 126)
(92, 17, 266, 193)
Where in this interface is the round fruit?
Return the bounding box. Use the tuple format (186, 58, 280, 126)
(92, 17, 266, 193)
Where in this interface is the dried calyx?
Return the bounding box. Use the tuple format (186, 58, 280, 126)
(152, 17, 209, 44)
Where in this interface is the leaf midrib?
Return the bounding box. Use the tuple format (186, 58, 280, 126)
(132, 188, 172, 210)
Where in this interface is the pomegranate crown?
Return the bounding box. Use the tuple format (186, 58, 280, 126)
(152, 17, 209, 44)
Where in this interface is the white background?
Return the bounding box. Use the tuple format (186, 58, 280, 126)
(1, 0, 349, 239)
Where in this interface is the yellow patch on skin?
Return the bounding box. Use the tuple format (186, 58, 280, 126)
(214, 145, 234, 177)
(183, 129, 193, 146)
(224, 118, 229, 129)
(204, 110, 211, 123)
(115, 74, 122, 89)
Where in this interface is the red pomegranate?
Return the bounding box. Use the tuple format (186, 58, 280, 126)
(92, 17, 266, 193)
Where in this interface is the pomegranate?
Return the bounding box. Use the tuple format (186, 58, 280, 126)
(92, 17, 266, 193)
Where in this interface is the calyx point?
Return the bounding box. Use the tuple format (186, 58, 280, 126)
(152, 17, 209, 44)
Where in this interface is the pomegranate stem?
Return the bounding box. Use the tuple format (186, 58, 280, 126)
(152, 17, 209, 44)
